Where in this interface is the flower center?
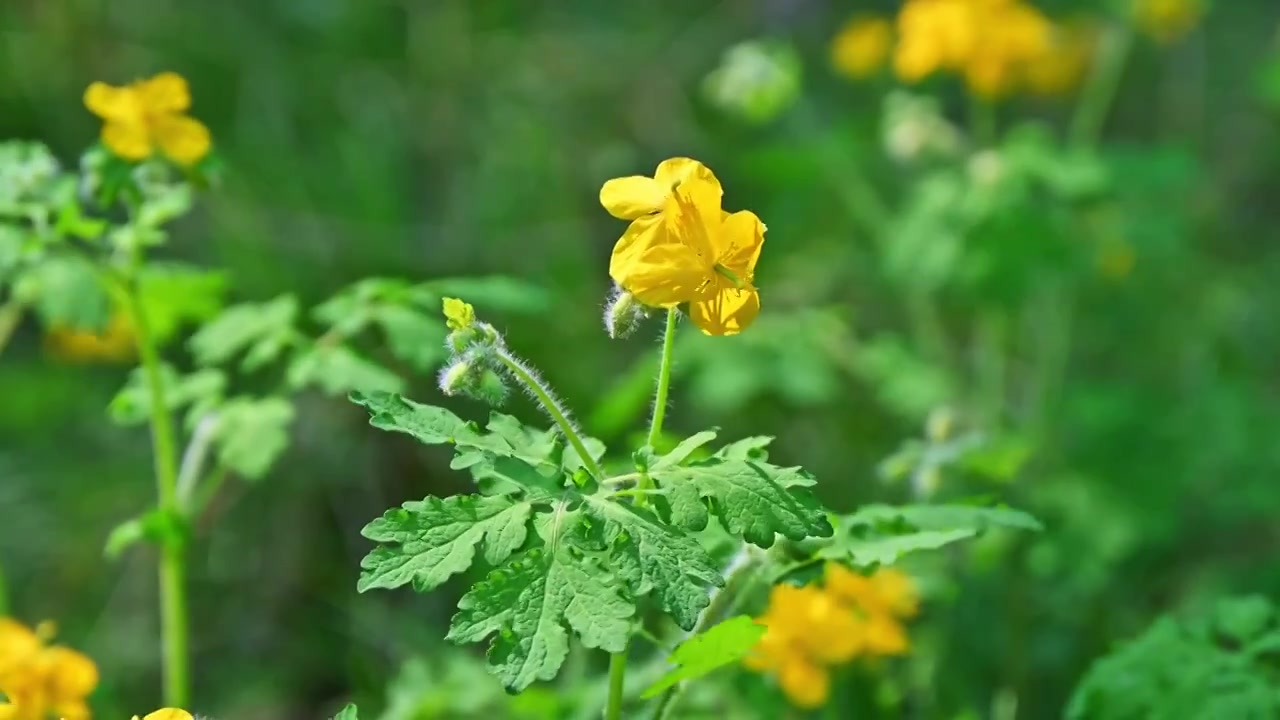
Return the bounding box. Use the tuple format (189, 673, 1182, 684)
(713, 263, 748, 289)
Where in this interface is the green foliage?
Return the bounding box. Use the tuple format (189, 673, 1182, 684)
(352, 390, 834, 691)
(1068, 596, 1280, 720)
(641, 615, 766, 699)
(333, 704, 359, 720)
(818, 503, 1042, 568)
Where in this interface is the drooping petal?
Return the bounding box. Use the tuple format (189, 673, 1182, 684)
(619, 242, 711, 307)
(689, 287, 760, 336)
(84, 82, 142, 122)
(653, 157, 721, 198)
(599, 176, 667, 219)
(714, 210, 765, 276)
(153, 114, 212, 164)
(143, 709, 196, 720)
(102, 122, 153, 160)
(137, 72, 192, 113)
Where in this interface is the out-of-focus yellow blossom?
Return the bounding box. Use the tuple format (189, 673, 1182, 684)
(0, 618, 98, 720)
(745, 565, 920, 708)
(83, 72, 211, 165)
(1134, 0, 1203, 44)
(894, 0, 1056, 98)
(132, 709, 194, 720)
(832, 16, 893, 79)
(1026, 20, 1100, 97)
(45, 311, 136, 364)
(602, 160, 765, 336)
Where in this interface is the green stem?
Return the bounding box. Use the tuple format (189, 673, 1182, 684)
(605, 652, 628, 720)
(968, 95, 999, 147)
(124, 283, 190, 708)
(1069, 22, 1135, 149)
(651, 548, 766, 720)
(494, 350, 604, 479)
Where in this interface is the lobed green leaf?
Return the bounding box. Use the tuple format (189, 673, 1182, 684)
(641, 615, 767, 699)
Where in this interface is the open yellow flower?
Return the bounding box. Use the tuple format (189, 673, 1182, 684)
(84, 72, 211, 165)
(599, 157, 721, 221)
(0, 619, 98, 720)
(132, 709, 194, 720)
(607, 174, 764, 336)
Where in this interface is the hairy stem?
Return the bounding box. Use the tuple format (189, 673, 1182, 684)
(494, 350, 604, 479)
(1070, 22, 1135, 149)
(651, 547, 766, 720)
(124, 282, 190, 708)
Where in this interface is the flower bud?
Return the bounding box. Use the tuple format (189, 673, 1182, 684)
(442, 297, 503, 354)
(438, 359, 474, 397)
(925, 406, 956, 443)
(603, 287, 648, 339)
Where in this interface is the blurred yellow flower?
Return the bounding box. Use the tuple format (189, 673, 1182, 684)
(1026, 20, 1100, 97)
(0, 618, 98, 720)
(132, 709, 194, 720)
(831, 16, 893, 79)
(1134, 0, 1203, 44)
(44, 312, 136, 364)
(745, 565, 919, 708)
(602, 160, 765, 336)
(83, 72, 211, 165)
(894, 0, 1057, 98)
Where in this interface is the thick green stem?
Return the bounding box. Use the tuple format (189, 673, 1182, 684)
(124, 284, 190, 708)
(605, 652, 628, 720)
(651, 548, 766, 720)
(1069, 22, 1135, 150)
(494, 350, 603, 479)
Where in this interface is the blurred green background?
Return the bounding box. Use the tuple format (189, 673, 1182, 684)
(3, 0, 1280, 718)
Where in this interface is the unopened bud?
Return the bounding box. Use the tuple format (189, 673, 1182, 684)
(472, 368, 509, 406)
(925, 406, 956, 443)
(438, 359, 474, 397)
(437, 357, 509, 406)
(603, 287, 648, 339)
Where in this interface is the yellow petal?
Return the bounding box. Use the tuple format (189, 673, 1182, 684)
(599, 176, 666, 219)
(609, 214, 668, 285)
(137, 72, 192, 113)
(102, 121, 153, 161)
(652, 157, 720, 198)
(831, 16, 892, 79)
(864, 613, 909, 655)
(778, 656, 828, 709)
(53, 700, 92, 720)
(618, 242, 711, 307)
(142, 710, 195, 720)
(714, 210, 765, 275)
(0, 703, 16, 720)
(44, 647, 98, 699)
(153, 114, 212, 165)
(84, 82, 142, 122)
(689, 287, 760, 336)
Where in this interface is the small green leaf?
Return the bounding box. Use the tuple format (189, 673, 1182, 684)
(286, 344, 404, 395)
(104, 509, 186, 559)
(332, 703, 359, 720)
(213, 396, 295, 480)
(359, 494, 535, 593)
(641, 616, 767, 698)
(447, 533, 634, 692)
(850, 504, 1043, 533)
(136, 262, 227, 348)
(651, 458, 833, 547)
(20, 255, 110, 330)
(651, 430, 718, 470)
(350, 391, 468, 445)
(818, 528, 978, 566)
(109, 365, 226, 426)
(190, 296, 299, 368)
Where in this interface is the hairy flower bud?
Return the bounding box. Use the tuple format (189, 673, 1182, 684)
(603, 287, 648, 339)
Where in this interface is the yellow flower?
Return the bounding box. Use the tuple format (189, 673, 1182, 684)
(1134, 0, 1203, 44)
(893, 0, 979, 82)
(0, 618, 98, 720)
(831, 16, 893, 79)
(777, 655, 829, 709)
(132, 709, 194, 720)
(84, 72, 212, 165)
(825, 564, 920, 619)
(604, 163, 765, 336)
(1026, 20, 1099, 97)
(44, 311, 136, 364)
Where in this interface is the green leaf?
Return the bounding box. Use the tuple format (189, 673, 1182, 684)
(651, 430, 719, 470)
(109, 365, 226, 426)
(19, 255, 110, 330)
(585, 497, 724, 630)
(650, 458, 833, 547)
(350, 390, 468, 445)
(641, 616, 767, 698)
(190, 296, 299, 368)
(103, 509, 185, 560)
(817, 527, 978, 566)
(446, 533, 634, 692)
(287, 344, 404, 395)
(213, 397, 295, 480)
(136, 262, 227, 348)
(850, 504, 1044, 533)
(375, 304, 449, 370)
(359, 494, 535, 593)
(333, 703, 359, 720)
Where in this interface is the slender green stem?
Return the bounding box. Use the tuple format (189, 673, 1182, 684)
(605, 652, 628, 720)
(1069, 22, 1135, 149)
(0, 301, 22, 357)
(647, 308, 679, 448)
(494, 351, 603, 479)
(124, 283, 190, 708)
